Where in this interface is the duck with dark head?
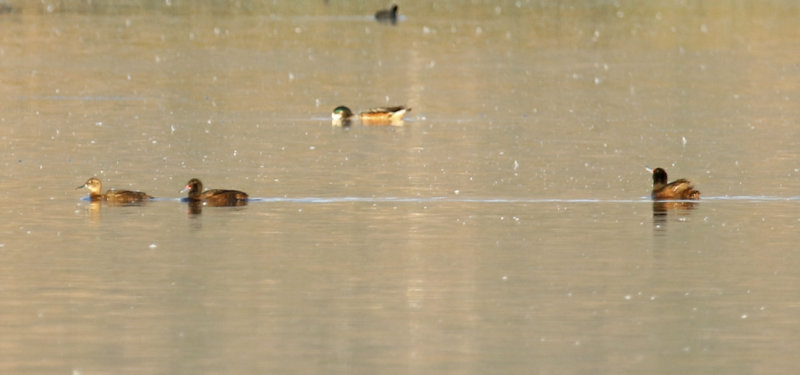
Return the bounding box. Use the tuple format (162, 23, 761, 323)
(77, 177, 153, 204)
(331, 105, 410, 126)
(181, 178, 248, 207)
(647, 167, 700, 200)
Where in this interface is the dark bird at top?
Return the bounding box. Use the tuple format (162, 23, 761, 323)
(375, 5, 399, 24)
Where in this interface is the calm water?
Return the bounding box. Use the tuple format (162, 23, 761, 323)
(1, 1, 799, 374)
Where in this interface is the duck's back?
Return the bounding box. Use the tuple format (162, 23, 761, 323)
(201, 189, 249, 206)
(652, 179, 700, 200)
(104, 189, 153, 203)
(360, 106, 409, 122)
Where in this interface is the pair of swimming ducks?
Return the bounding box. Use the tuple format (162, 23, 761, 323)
(77, 178, 248, 206)
(78, 168, 700, 205)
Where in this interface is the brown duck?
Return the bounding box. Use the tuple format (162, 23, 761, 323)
(182, 178, 248, 206)
(647, 167, 700, 200)
(77, 177, 153, 203)
(331, 105, 410, 126)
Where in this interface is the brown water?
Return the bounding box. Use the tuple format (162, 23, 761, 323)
(1, 1, 799, 374)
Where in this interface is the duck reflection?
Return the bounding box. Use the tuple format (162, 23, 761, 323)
(82, 198, 151, 223)
(653, 201, 698, 214)
(85, 200, 101, 222)
(652, 201, 698, 230)
(185, 199, 248, 217)
(187, 200, 204, 215)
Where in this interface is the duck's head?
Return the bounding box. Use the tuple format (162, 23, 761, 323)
(77, 177, 103, 195)
(181, 178, 203, 196)
(332, 106, 354, 121)
(646, 167, 668, 186)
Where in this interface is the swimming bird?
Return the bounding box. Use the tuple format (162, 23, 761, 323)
(646, 167, 700, 200)
(77, 177, 153, 203)
(375, 5, 399, 24)
(332, 105, 410, 126)
(181, 178, 248, 206)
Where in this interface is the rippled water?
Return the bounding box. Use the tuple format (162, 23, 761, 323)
(1, 1, 799, 374)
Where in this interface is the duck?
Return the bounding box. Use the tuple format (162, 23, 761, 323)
(77, 177, 153, 203)
(332, 105, 410, 126)
(181, 178, 248, 206)
(647, 167, 700, 200)
(374, 5, 399, 24)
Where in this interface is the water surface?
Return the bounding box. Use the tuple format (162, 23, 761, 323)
(1, 1, 798, 374)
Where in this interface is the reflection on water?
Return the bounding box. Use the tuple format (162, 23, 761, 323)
(185, 199, 248, 215)
(187, 200, 203, 215)
(1, 1, 799, 374)
(652, 200, 699, 233)
(652, 201, 699, 215)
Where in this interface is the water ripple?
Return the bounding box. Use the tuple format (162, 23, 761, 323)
(82, 196, 800, 204)
(245, 196, 800, 204)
